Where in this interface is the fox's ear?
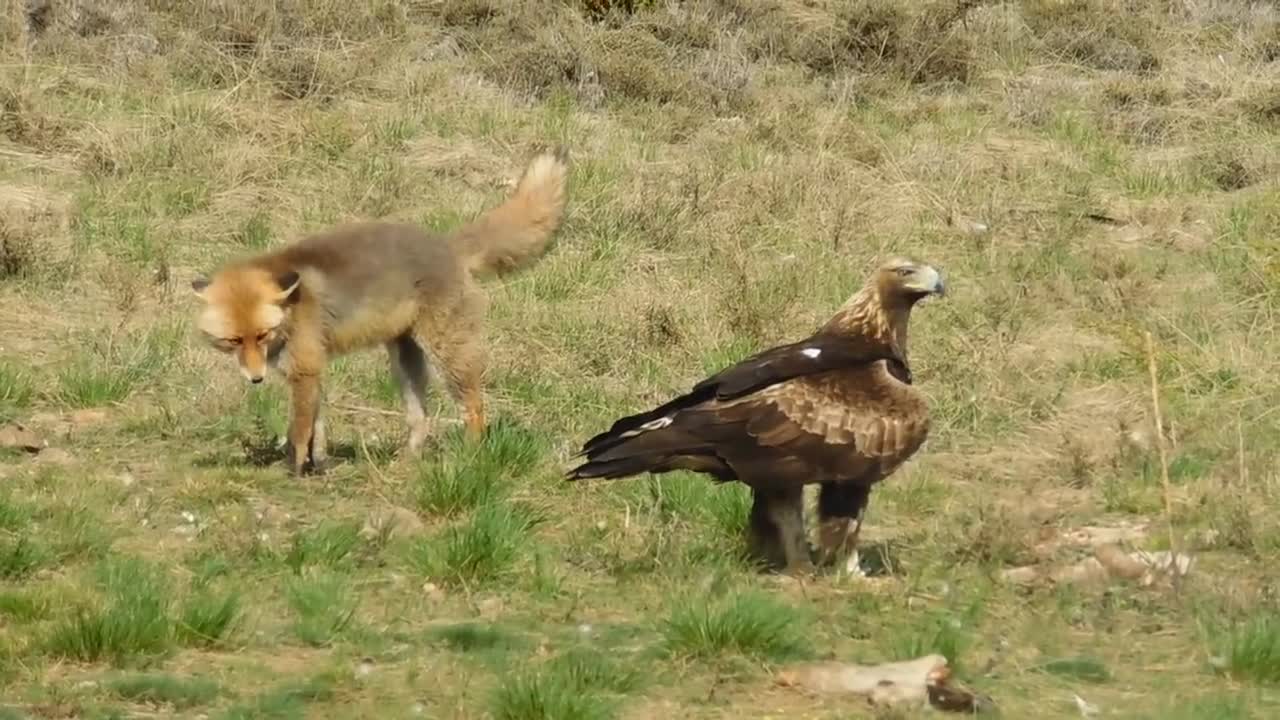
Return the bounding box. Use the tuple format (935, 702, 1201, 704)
(274, 270, 301, 304)
(191, 277, 210, 298)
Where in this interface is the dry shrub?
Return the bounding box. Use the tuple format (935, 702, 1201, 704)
(438, 3, 590, 98)
(22, 0, 122, 39)
(262, 45, 358, 101)
(146, 0, 406, 42)
(1242, 87, 1280, 130)
(577, 0, 662, 23)
(141, 0, 404, 95)
(0, 214, 40, 280)
(589, 28, 697, 105)
(944, 503, 1042, 567)
(736, 0, 979, 85)
(438, 3, 727, 109)
(0, 85, 69, 152)
(436, 0, 505, 27)
(1021, 0, 1160, 73)
(1195, 150, 1257, 192)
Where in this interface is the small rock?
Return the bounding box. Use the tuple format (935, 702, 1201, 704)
(355, 657, 376, 678)
(117, 472, 136, 488)
(36, 448, 74, 466)
(1073, 693, 1100, 718)
(69, 409, 108, 427)
(422, 582, 444, 601)
(477, 596, 504, 617)
(361, 506, 426, 541)
(0, 423, 44, 453)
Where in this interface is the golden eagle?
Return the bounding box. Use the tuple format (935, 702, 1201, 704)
(566, 257, 945, 576)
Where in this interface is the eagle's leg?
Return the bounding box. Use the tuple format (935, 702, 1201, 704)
(746, 488, 788, 571)
(816, 482, 871, 573)
(760, 486, 814, 576)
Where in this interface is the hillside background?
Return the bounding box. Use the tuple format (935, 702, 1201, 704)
(1, 1, 1279, 718)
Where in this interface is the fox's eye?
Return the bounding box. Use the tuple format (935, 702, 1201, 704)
(256, 330, 270, 342)
(228, 337, 242, 346)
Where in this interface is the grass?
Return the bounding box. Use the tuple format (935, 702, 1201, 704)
(662, 591, 811, 662)
(1, 0, 1279, 716)
(284, 572, 359, 647)
(45, 558, 175, 665)
(1214, 612, 1280, 686)
(414, 419, 546, 517)
(489, 670, 615, 720)
(404, 501, 541, 588)
(105, 673, 223, 709)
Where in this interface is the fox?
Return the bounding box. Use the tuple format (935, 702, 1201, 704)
(190, 147, 571, 476)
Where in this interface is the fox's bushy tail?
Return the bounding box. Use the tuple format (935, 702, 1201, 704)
(450, 147, 570, 278)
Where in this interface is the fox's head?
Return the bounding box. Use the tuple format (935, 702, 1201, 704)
(191, 268, 300, 384)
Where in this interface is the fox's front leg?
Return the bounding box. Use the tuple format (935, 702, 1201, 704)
(286, 371, 323, 476)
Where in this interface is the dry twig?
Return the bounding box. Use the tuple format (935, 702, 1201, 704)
(1145, 331, 1180, 590)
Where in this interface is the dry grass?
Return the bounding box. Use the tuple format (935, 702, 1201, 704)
(1, 0, 1279, 716)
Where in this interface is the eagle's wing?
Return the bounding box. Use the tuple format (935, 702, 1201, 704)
(722, 368, 931, 485)
(567, 363, 929, 487)
(575, 332, 906, 460)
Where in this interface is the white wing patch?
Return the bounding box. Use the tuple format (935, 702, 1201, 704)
(620, 415, 674, 438)
(801, 347, 821, 359)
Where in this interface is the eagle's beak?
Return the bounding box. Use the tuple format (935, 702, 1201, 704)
(911, 265, 946, 298)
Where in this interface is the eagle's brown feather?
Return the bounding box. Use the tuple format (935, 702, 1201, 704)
(565, 256, 945, 574)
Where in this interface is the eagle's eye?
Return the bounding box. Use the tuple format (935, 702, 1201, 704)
(895, 267, 913, 277)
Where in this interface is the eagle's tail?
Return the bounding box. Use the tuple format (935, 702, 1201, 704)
(565, 455, 665, 481)
(565, 414, 735, 483)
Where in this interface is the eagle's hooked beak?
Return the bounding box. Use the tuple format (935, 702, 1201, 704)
(910, 265, 946, 298)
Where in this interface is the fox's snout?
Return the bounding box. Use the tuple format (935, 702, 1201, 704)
(237, 345, 269, 385)
(239, 362, 266, 384)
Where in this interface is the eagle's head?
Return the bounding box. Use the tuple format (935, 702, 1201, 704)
(873, 256, 946, 308)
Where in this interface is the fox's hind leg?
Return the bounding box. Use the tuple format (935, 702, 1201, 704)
(415, 286, 487, 441)
(388, 335, 433, 453)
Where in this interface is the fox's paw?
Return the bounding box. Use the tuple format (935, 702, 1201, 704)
(292, 458, 327, 478)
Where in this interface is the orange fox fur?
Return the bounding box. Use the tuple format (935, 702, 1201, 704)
(191, 148, 571, 475)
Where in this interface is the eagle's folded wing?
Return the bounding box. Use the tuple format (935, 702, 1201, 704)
(576, 333, 906, 460)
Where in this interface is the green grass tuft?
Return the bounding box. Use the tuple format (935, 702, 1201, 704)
(405, 502, 541, 588)
(55, 327, 180, 408)
(1032, 655, 1112, 684)
(218, 674, 337, 720)
(45, 557, 174, 665)
(284, 520, 364, 573)
(175, 588, 242, 649)
(0, 361, 34, 420)
(285, 572, 358, 647)
(415, 418, 546, 518)
(662, 591, 810, 661)
(1215, 612, 1280, 685)
(549, 645, 640, 694)
(488, 668, 615, 720)
(431, 622, 523, 653)
(106, 673, 222, 709)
